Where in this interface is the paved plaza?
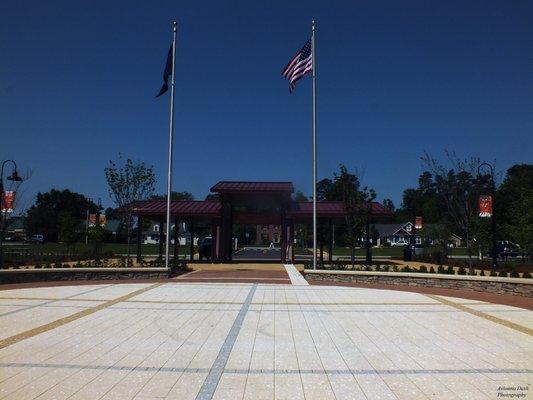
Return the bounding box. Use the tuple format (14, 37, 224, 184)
(0, 277, 531, 399)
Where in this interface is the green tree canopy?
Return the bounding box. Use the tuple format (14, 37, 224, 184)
(497, 164, 533, 257)
(26, 189, 98, 241)
(151, 191, 194, 201)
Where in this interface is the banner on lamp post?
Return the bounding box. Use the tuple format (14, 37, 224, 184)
(479, 195, 493, 218)
(415, 216, 423, 230)
(88, 214, 97, 227)
(1, 191, 15, 213)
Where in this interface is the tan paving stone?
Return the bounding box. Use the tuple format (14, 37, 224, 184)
(0, 282, 530, 399)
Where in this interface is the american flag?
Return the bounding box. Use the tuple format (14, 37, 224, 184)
(282, 39, 312, 93)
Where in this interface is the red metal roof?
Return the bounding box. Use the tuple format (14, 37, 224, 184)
(211, 181, 294, 193)
(287, 201, 391, 217)
(131, 200, 221, 217)
(130, 199, 391, 218)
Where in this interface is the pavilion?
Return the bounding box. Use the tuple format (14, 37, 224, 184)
(130, 181, 391, 263)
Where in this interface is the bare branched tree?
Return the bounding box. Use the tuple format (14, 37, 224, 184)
(334, 165, 376, 268)
(421, 151, 485, 272)
(104, 155, 156, 264)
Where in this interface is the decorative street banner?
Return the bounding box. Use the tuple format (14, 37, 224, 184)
(99, 214, 106, 227)
(415, 216, 423, 230)
(479, 195, 493, 218)
(1, 191, 15, 213)
(88, 214, 97, 227)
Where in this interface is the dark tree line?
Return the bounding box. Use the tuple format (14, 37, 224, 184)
(387, 156, 532, 264)
(26, 189, 100, 242)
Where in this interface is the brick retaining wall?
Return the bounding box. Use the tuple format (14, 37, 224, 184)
(0, 268, 170, 284)
(304, 270, 532, 297)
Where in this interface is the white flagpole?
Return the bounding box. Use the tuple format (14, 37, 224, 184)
(165, 21, 177, 273)
(311, 20, 317, 269)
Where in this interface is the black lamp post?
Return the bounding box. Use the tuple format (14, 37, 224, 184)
(477, 162, 497, 270)
(0, 160, 23, 267)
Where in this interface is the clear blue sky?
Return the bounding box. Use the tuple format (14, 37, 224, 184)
(1, 0, 532, 209)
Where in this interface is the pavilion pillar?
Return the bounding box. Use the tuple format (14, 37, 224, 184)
(285, 219, 294, 263)
(281, 216, 286, 263)
(328, 218, 333, 263)
(136, 216, 142, 263)
(220, 197, 232, 262)
(158, 221, 164, 260)
(173, 218, 179, 264)
(189, 219, 195, 261)
(211, 218, 220, 262)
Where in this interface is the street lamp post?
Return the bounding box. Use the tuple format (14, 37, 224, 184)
(0, 160, 23, 268)
(477, 162, 497, 270)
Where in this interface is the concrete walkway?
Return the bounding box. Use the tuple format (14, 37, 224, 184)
(283, 264, 309, 285)
(0, 282, 531, 399)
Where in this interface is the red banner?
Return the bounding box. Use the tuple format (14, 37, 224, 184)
(1, 191, 15, 213)
(88, 214, 97, 227)
(415, 216, 423, 230)
(479, 195, 493, 218)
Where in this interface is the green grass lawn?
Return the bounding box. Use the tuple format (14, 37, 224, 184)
(8, 242, 194, 256)
(333, 246, 470, 257)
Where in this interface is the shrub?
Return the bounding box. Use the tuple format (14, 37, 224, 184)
(479, 269, 485, 276)
(429, 266, 436, 274)
(382, 264, 390, 272)
(419, 265, 428, 273)
(510, 270, 519, 278)
(437, 265, 445, 274)
(401, 266, 412, 272)
(446, 266, 455, 275)
(490, 270, 497, 277)
(53, 262, 62, 269)
(392, 265, 399, 272)
(498, 270, 508, 277)
(75, 261, 82, 268)
(457, 266, 466, 275)
(34, 263, 42, 269)
(522, 271, 532, 279)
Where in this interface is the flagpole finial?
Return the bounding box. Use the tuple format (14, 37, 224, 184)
(172, 21, 177, 31)
(312, 20, 316, 31)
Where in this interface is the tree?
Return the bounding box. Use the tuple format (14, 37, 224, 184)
(382, 198, 395, 212)
(26, 189, 98, 241)
(104, 155, 156, 263)
(294, 191, 308, 201)
(88, 224, 106, 255)
(333, 165, 376, 267)
(58, 211, 79, 253)
(151, 191, 194, 201)
(316, 179, 332, 201)
(205, 194, 220, 201)
(497, 164, 533, 260)
(422, 152, 485, 271)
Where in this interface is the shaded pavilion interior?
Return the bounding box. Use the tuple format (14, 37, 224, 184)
(131, 181, 391, 263)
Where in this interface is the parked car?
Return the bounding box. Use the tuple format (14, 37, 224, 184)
(26, 234, 44, 244)
(198, 236, 212, 260)
(496, 241, 520, 259)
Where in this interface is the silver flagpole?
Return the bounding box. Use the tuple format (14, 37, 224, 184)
(165, 21, 177, 273)
(311, 20, 317, 270)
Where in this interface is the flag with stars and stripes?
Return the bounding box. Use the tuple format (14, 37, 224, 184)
(282, 39, 312, 93)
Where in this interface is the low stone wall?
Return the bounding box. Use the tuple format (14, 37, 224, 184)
(304, 270, 533, 297)
(0, 268, 170, 284)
